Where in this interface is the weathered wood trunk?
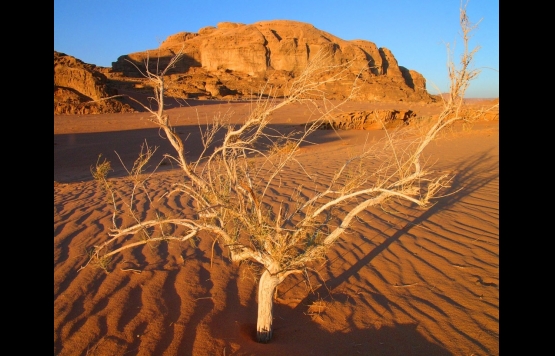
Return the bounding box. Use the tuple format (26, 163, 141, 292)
(256, 269, 281, 343)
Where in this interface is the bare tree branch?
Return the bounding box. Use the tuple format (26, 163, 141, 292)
(83, 5, 483, 343)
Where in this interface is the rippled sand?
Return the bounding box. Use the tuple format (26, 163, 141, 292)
(55, 101, 498, 355)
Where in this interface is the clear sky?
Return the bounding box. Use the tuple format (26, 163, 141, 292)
(54, 0, 499, 98)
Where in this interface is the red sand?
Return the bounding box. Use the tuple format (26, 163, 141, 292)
(55, 100, 499, 355)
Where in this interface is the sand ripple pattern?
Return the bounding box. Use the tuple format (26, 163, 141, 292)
(54, 126, 498, 355)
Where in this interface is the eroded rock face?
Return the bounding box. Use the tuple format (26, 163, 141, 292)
(111, 20, 436, 103)
(54, 51, 112, 101)
(320, 110, 418, 130)
(54, 51, 135, 114)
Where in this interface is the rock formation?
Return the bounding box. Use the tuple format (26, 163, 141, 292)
(320, 110, 418, 130)
(55, 20, 441, 115)
(112, 20, 437, 103)
(54, 51, 135, 114)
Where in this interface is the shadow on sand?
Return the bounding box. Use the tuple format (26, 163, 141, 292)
(54, 122, 351, 183)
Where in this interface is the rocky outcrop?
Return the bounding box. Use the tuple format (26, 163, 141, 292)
(112, 20, 437, 103)
(320, 110, 418, 130)
(54, 51, 135, 114)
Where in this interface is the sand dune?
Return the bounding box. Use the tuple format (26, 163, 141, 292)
(54, 101, 498, 355)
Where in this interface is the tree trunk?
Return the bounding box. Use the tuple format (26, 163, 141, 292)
(256, 269, 281, 343)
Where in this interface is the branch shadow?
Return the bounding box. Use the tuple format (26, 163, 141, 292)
(205, 288, 452, 356)
(202, 265, 453, 356)
(265, 148, 499, 354)
(302, 148, 498, 295)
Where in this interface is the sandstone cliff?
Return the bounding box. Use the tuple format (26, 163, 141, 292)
(54, 51, 135, 114)
(112, 20, 437, 103)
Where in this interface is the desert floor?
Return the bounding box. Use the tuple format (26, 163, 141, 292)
(54, 99, 499, 355)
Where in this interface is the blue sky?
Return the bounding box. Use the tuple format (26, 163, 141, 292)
(54, 0, 499, 98)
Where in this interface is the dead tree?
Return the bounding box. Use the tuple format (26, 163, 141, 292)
(82, 4, 482, 343)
